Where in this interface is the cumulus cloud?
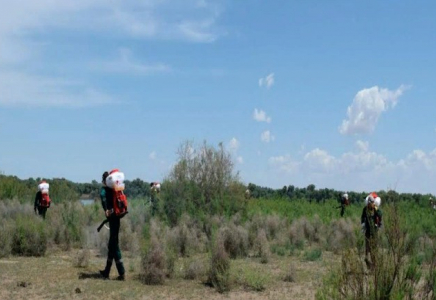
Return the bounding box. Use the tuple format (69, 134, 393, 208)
(303, 148, 337, 173)
(258, 73, 274, 89)
(355, 140, 369, 152)
(253, 108, 272, 123)
(339, 85, 408, 135)
(339, 149, 389, 173)
(261, 130, 275, 143)
(398, 149, 436, 171)
(270, 141, 390, 175)
(268, 155, 299, 172)
(267, 142, 436, 193)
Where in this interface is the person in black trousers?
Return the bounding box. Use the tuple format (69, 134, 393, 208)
(361, 196, 382, 269)
(34, 190, 48, 219)
(336, 193, 349, 217)
(99, 171, 125, 280)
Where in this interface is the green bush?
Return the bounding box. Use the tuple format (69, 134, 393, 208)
(183, 258, 206, 280)
(48, 202, 85, 250)
(239, 267, 269, 292)
(140, 237, 169, 285)
(207, 239, 231, 293)
(0, 220, 13, 257)
(303, 248, 322, 261)
(253, 229, 270, 264)
(12, 216, 47, 256)
(160, 141, 246, 224)
(217, 224, 249, 259)
(317, 203, 420, 299)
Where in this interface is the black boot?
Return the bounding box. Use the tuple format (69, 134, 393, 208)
(100, 259, 112, 279)
(115, 259, 125, 281)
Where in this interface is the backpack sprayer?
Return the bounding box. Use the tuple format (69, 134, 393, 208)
(97, 169, 128, 232)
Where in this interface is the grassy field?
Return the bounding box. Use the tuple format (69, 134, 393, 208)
(2, 197, 436, 299)
(0, 248, 338, 300)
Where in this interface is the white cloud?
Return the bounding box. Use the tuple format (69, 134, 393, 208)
(261, 130, 275, 143)
(398, 149, 436, 171)
(339, 85, 408, 135)
(228, 137, 240, 152)
(0, 0, 223, 46)
(236, 156, 243, 164)
(253, 109, 272, 123)
(258, 73, 274, 89)
(149, 151, 157, 160)
(268, 155, 299, 172)
(339, 150, 389, 173)
(303, 149, 337, 173)
(91, 48, 171, 75)
(355, 140, 369, 152)
(0, 71, 113, 107)
(178, 19, 218, 43)
(267, 144, 436, 193)
(0, 0, 224, 107)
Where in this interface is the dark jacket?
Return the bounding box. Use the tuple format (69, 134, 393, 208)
(100, 186, 114, 211)
(34, 191, 42, 209)
(361, 206, 382, 236)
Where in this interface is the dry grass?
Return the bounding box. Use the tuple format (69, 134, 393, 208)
(183, 258, 207, 280)
(0, 246, 337, 300)
(253, 229, 271, 264)
(217, 224, 249, 259)
(283, 263, 297, 282)
(140, 236, 170, 285)
(73, 249, 90, 268)
(207, 239, 231, 293)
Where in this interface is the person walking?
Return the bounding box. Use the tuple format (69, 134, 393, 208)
(99, 171, 125, 280)
(336, 193, 349, 217)
(361, 194, 382, 269)
(34, 180, 51, 219)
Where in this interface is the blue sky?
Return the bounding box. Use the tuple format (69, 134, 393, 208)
(1, 0, 436, 194)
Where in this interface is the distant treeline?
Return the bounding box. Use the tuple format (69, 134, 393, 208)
(0, 174, 154, 203)
(247, 183, 434, 205)
(0, 174, 433, 205)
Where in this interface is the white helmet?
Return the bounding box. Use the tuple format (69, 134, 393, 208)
(365, 195, 375, 206)
(374, 197, 381, 207)
(342, 193, 348, 200)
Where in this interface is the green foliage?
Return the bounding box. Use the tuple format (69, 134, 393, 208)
(253, 229, 270, 263)
(0, 220, 13, 258)
(217, 224, 249, 259)
(238, 266, 269, 292)
(183, 258, 206, 280)
(303, 248, 322, 261)
(247, 182, 434, 207)
(160, 141, 246, 225)
(12, 216, 47, 256)
(207, 239, 231, 293)
(317, 203, 422, 300)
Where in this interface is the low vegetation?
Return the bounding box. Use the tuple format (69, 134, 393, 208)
(1, 141, 436, 299)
